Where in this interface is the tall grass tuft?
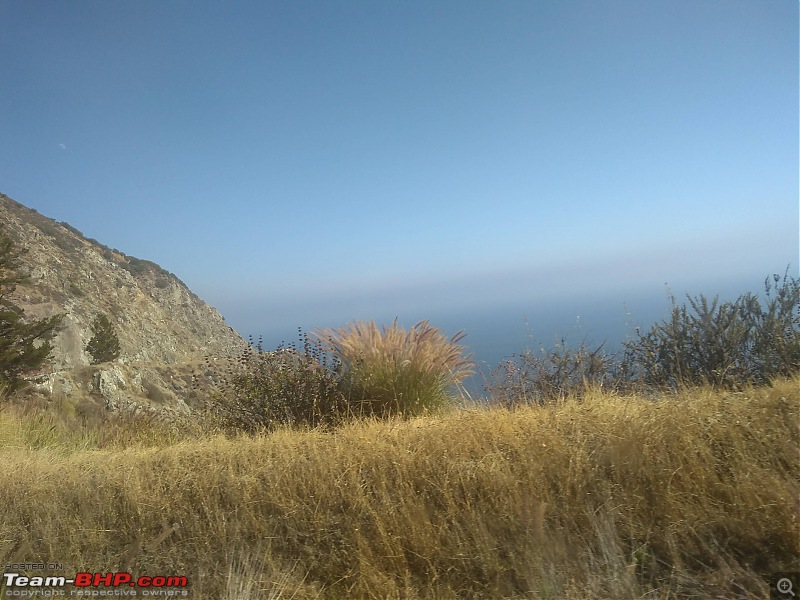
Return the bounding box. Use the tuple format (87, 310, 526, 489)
(313, 319, 474, 418)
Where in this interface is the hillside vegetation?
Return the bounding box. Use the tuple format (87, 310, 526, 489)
(1, 377, 797, 599)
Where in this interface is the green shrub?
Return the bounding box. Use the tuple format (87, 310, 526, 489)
(85, 313, 121, 364)
(488, 338, 623, 407)
(748, 271, 800, 381)
(623, 270, 799, 389)
(313, 319, 474, 418)
(208, 333, 350, 433)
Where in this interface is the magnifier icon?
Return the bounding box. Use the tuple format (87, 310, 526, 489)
(778, 578, 796, 597)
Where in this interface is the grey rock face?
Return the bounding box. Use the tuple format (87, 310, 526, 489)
(0, 193, 249, 415)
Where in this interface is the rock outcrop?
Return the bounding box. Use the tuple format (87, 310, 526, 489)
(0, 192, 248, 414)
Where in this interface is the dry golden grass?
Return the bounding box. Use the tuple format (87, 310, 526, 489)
(0, 378, 797, 599)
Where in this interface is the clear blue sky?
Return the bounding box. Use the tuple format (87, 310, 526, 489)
(1, 1, 797, 351)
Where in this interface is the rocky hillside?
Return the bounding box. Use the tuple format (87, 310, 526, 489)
(0, 192, 248, 415)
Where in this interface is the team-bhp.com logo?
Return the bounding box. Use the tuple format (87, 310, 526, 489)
(2, 572, 189, 596)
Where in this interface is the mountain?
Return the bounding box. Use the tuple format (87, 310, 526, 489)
(0, 192, 248, 415)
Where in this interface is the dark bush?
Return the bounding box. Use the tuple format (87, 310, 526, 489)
(747, 271, 800, 381)
(487, 339, 622, 407)
(206, 332, 351, 433)
(622, 270, 799, 389)
(85, 313, 121, 364)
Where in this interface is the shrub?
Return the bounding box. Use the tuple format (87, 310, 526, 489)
(487, 338, 623, 407)
(622, 270, 799, 389)
(207, 333, 350, 433)
(622, 294, 748, 389)
(747, 270, 800, 381)
(312, 319, 475, 418)
(85, 313, 121, 364)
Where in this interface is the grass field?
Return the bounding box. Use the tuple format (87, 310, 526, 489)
(1, 377, 798, 599)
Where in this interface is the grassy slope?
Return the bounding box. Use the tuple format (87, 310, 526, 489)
(1, 378, 798, 599)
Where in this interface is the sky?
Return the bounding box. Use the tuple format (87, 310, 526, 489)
(0, 1, 797, 367)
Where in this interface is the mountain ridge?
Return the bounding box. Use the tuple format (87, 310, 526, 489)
(0, 192, 248, 415)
